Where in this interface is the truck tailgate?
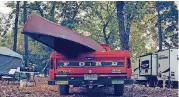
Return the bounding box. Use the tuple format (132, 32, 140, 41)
(55, 66, 126, 75)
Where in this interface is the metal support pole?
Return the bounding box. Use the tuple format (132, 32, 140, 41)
(23, 1, 28, 67)
(163, 75, 166, 89)
(168, 76, 172, 88)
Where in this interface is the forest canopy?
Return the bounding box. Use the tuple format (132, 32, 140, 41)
(0, 1, 178, 72)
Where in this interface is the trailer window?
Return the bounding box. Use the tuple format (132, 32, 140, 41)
(127, 58, 131, 68)
(141, 60, 149, 69)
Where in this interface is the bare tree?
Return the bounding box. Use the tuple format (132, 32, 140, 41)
(116, 1, 129, 50)
(13, 1, 20, 52)
(155, 1, 163, 51)
(23, 1, 28, 66)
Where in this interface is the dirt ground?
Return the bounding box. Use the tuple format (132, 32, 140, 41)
(0, 77, 178, 97)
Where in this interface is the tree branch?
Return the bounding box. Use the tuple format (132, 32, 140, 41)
(71, 1, 83, 21)
(35, 1, 44, 17)
(50, 1, 56, 22)
(102, 7, 116, 44)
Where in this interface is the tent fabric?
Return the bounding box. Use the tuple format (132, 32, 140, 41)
(0, 47, 23, 59)
(0, 47, 23, 75)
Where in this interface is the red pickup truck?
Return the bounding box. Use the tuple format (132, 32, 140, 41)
(48, 44, 133, 96)
(22, 15, 133, 96)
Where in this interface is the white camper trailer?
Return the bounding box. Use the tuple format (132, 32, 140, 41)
(157, 49, 178, 82)
(133, 53, 158, 86)
(133, 48, 178, 87)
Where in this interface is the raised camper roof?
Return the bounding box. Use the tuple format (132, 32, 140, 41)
(22, 15, 104, 57)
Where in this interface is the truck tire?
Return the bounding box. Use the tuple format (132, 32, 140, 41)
(58, 85, 69, 96)
(114, 84, 124, 96)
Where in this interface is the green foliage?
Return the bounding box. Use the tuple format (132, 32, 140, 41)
(75, 1, 120, 49)
(0, 12, 12, 37)
(0, 1, 178, 70)
(155, 1, 178, 48)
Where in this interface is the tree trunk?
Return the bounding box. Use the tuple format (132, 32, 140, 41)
(125, 15, 133, 50)
(102, 23, 109, 45)
(116, 1, 129, 50)
(23, 1, 28, 66)
(35, 1, 44, 17)
(50, 1, 56, 22)
(13, 1, 20, 52)
(156, 3, 163, 51)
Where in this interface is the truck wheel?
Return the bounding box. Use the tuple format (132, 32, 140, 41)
(58, 85, 69, 95)
(114, 84, 124, 96)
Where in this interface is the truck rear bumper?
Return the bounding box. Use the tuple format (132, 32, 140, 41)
(48, 76, 133, 85)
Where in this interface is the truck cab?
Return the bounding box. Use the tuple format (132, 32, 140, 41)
(48, 44, 133, 96)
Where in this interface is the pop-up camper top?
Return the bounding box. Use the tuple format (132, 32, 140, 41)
(22, 15, 104, 58)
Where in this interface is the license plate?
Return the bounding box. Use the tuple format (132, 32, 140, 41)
(112, 80, 124, 84)
(84, 74, 98, 80)
(56, 81, 68, 85)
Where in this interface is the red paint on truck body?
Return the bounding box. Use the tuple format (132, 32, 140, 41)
(49, 44, 132, 80)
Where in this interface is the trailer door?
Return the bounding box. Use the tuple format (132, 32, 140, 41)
(139, 55, 152, 76)
(169, 49, 178, 81)
(157, 50, 170, 79)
